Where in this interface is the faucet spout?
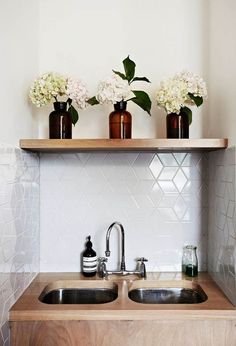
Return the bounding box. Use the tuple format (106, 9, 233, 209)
(105, 221, 126, 271)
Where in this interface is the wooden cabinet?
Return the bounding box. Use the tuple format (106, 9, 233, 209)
(10, 320, 236, 346)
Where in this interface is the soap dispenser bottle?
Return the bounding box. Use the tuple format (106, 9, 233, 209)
(82, 236, 97, 277)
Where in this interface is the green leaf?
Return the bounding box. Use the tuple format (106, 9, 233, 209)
(188, 93, 203, 107)
(68, 104, 79, 126)
(180, 106, 192, 125)
(132, 77, 151, 83)
(87, 96, 99, 106)
(112, 70, 127, 80)
(130, 90, 152, 115)
(123, 56, 136, 82)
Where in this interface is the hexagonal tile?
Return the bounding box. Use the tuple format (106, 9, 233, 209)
(173, 196, 187, 220)
(173, 169, 187, 192)
(158, 167, 178, 180)
(157, 153, 178, 167)
(149, 155, 163, 179)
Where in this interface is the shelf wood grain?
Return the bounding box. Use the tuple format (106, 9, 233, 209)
(19, 138, 228, 152)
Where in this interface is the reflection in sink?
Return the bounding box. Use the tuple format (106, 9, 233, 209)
(128, 281, 208, 304)
(39, 281, 118, 304)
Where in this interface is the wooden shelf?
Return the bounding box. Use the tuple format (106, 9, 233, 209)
(19, 138, 228, 152)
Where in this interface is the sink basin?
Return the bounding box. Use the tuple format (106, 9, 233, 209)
(39, 280, 118, 304)
(128, 281, 208, 304)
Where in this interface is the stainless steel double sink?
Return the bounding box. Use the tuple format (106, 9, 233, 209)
(39, 280, 208, 305)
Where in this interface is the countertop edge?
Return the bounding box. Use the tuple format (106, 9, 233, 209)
(10, 309, 236, 322)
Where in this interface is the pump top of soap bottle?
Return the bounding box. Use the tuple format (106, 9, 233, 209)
(86, 236, 93, 249)
(83, 235, 96, 257)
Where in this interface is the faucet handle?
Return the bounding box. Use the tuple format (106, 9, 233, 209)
(98, 257, 108, 263)
(137, 257, 148, 263)
(97, 257, 108, 278)
(136, 258, 148, 278)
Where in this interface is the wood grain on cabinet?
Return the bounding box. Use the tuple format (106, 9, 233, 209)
(10, 320, 236, 346)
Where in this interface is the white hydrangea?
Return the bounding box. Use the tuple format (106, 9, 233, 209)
(96, 74, 132, 104)
(175, 71, 207, 101)
(29, 72, 67, 107)
(157, 78, 188, 114)
(156, 71, 207, 114)
(66, 77, 89, 109)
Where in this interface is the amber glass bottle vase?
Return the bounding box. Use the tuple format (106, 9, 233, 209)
(166, 112, 189, 138)
(109, 101, 132, 139)
(49, 102, 72, 139)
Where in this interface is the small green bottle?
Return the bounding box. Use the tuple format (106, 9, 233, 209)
(184, 245, 198, 277)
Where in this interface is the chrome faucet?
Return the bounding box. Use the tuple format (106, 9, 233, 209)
(105, 221, 126, 271)
(98, 221, 148, 278)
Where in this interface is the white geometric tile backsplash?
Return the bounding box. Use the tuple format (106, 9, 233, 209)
(208, 147, 236, 305)
(1, 146, 235, 345)
(0, 146, 39, 346)
(40, 152, 208, 273)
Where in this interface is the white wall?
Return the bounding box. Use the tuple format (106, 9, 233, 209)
(207, 0, 236, 145)
(0, 1, 234, 150)
(37, 0, 208, 140)
(0, 1, 39, 147)
(1, 1, 234, 148)
(0, 3, 39, 344)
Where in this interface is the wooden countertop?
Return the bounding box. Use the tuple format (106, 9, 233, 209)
(9, 272, 236, 321)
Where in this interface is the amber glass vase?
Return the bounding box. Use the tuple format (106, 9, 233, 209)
(49, 102, 72, 139)
(109, 101, 132, 139)
(166, 112, 189, 138)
